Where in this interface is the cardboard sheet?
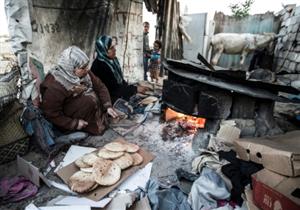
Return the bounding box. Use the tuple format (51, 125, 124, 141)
(56, 137, 155, 201)
(55, 196, 111, 208)
(54, 145, 97, 173)
(25, 204, 91, 210)
(117, 162, 153, 191)
(17, 156, 51, 187)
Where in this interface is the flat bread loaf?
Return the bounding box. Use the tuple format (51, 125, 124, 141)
(131, 153, 143, 166)
(68, 171, 96, 193)
(114, 153, 133, 170)
(104, 142, 127, 152)
(82, 152, 99, 166)
(75, 157, 90, 168)
(93, 159, 121, 186)
(98, 148, 124, 159)
(125, 143, 140, 153)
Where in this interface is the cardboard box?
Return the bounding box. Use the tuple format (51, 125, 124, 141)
(234, 131, 300, 176)
(252, 169, 300, 210)
(17, 156, 51, 187)
(245, 186, 261, 210)
(56, 137, 155, 201)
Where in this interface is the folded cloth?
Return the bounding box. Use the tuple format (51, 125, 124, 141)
(0, 176, 38, 203)
(192, 150, 229, 174)
(188, 167, 230, 210)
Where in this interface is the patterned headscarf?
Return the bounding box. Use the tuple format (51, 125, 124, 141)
(95, 35, 123, 84)
(50, 46, 93, 93)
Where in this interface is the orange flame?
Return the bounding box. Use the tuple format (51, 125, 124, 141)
(165, 108, 206, 129)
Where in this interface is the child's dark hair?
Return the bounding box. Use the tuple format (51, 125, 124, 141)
(112, 36, 118, 45)
(154, 40, 162, 49)
(143, 21, 150, 26)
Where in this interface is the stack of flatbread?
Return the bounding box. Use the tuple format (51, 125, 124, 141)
(68, 141, 143, 193)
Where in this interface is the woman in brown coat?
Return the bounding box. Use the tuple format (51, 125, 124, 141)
(40, 46, 118, 135)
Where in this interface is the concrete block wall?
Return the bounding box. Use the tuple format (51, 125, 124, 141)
(274, 5, 300, 86)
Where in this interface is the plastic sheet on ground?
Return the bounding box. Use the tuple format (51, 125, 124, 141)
(146, 179, 192, 210)
(188, 167, 230, 210)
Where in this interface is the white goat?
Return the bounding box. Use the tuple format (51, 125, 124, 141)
(209, 33, 278, 66)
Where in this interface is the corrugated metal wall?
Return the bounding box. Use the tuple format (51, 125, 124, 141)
(213, 12, 280, 69)
(182, 13, 207, 62)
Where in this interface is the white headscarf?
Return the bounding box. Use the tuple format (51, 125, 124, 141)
(51, 46, 92, 93)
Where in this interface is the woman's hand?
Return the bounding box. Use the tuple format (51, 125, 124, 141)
(77, 119, 88, 130)
(71, 85, 88, 96)
(137, 85, 150, 94)
(107, 107, 119, 118)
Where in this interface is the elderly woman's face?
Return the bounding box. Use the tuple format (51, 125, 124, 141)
(107, 45, 116, 59)
(74, 64, 89, 78)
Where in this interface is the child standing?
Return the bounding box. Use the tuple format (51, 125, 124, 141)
(148, 40, 162, 83)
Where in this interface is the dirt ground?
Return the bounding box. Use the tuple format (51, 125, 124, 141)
(1, 101, 299, 210)
(0, 115, 197, 210)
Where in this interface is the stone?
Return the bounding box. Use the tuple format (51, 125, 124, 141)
(295, 53, 300, 63)
(285, 17, 291, 26)
(287, 52, 297, 61)
(279, 27, 287, 35)
(277, 74, 300, 84)
(287, 25, 293, 33)
(282, 35, 289, 43)
(283, 41, 293, 50)
(289, 61, 297, 71)
(283, 60, 290, 69)
(276, 76, 291, 85)
(248, 68, 275, 83)
(294, 6, 300, 16)
(275, 42, 284, 51)
(288, 33, 296, 41)
(291, 80, 300, 90)
(255, 101, 283, 137)
(233, 119, 256, 137)
(278, 51, 286, 58)
(283, 12, 291, 21)
(292, 24, 299, 33)
(290, 15, 300, 25)
(295, 45, 300, 52)
(297, 33, 300, 41)
(297, 63, 300, 72)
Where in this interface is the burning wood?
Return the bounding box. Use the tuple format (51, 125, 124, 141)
(164, 108, 206, 134)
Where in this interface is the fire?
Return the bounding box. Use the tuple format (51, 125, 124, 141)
(165, 108, 206, 130)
